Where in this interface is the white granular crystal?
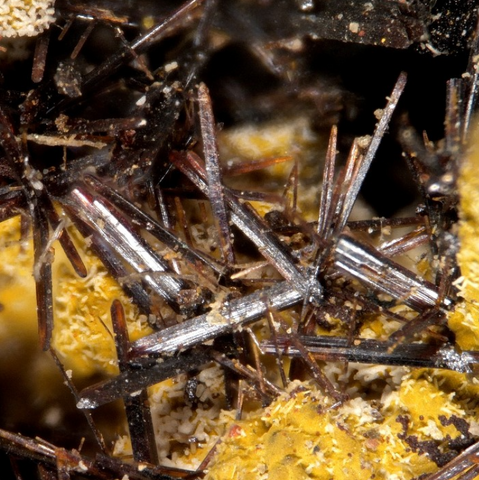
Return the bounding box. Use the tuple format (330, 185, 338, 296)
(339, 397, 378, 425)
(418, 420, 444, 441)
(145, 364, 228, 469)
(0, 0, 56, 38)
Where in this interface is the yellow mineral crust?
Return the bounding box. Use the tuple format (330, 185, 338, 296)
(0, 216, 37, 344)
(206, 373, 479, 480)
(448, 130, 479, 349)
(218, 115, 324, 221)
(0, 215, 152, 377)
(53, 247, 153, 376)
(218, 116, 316, 165)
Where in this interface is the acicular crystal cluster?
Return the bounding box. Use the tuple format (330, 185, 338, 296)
(0, 1, 478, 479)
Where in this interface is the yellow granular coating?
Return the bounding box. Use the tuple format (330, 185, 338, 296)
(53, 244, 153, 377)
(218, 117, 315, 164)
(0, 216, 38, 344)
(206, 372, 479, 480)
(218, 116, 323, 222)
(448, 131, 479, 349)
(0, 215, 152, 377)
